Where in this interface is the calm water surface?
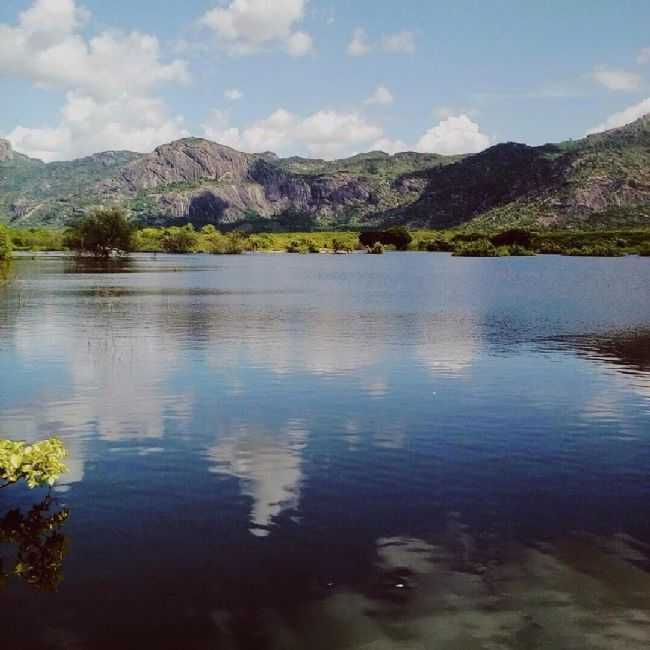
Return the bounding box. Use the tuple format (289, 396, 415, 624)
(1, 252, 650, 649)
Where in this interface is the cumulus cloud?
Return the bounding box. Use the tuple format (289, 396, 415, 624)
(203, 107, 383, 158)
(637, 48, 650, 65)
(7, 91, 188, 162)
(347, 27, 371, 56)
(348, 28, 415, 56)
(591, 65, 641, 92)
(225, 88, 243, 101)
(200, 0, 313, 56)
(286, 30, 313, 56)
(0, 0, 188, 99)
(365, 84, 394, 105)
(382, 30, 416, 54)
(415, 114, 490, 155)
(586, 98, 650, 134)
(0, 0, 189, 161)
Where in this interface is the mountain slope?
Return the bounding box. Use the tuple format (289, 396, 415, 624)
(386, 115, 650, 228)
(1, 115, 650, 230)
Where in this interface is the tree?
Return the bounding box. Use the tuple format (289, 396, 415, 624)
(65, 207, 134, 257)
(0, 224, 11, 260)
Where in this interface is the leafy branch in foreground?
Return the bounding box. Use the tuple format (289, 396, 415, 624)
(0, 438, 67, 489)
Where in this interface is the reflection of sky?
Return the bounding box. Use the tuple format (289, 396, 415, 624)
(0, 254, 649, 539)
(207, 419, 307, 537)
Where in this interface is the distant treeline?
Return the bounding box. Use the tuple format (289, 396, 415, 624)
(4, 217, 650, 257)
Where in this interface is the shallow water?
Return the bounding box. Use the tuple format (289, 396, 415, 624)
(1, 252, 650, 649)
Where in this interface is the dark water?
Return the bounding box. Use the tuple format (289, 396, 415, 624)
(1, 252, 650, 649)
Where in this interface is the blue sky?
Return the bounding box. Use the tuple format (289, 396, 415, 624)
(1, 0, 650, 161)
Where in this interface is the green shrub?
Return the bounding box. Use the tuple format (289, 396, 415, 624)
(0, 225, 11, 260)
(562, 244, 624, 257)
(490, 228, 534, 248)
(507, 244, 535, 256)
(418, 237, 453, 252)
(286, 238, 319, 253)
(0, 438, 67, 489)
(64, 207, 134, 257)
(452, 239, 501, 257)
(368, 242, 384, 254)
(359, 227, 412, 251)
(160, 225, 198, 253)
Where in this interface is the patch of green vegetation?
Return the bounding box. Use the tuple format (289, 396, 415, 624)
(0, 438, 67, 489)
(0, 224, 11, 259)
(64, 207, 134, 257)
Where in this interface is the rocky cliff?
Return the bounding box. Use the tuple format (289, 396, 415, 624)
(1, 115, 650, 229)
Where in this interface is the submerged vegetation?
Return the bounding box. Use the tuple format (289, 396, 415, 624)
(4, 221, 650, 258)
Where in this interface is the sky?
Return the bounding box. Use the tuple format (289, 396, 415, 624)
(1, 0, 650, 162)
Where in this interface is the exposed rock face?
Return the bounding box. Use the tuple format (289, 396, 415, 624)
(115, 138, 254, 192)
(2, 114, 650, 229)
(0, 139, 13, 162)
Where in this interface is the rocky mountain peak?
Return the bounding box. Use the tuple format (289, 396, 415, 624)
(117, 137, 256, 192)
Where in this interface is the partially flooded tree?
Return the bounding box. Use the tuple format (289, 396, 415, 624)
(65, 207, 134, 257)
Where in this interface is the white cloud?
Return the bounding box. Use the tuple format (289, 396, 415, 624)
(203, 107, 383, 158)
(637, 48, 650, 65)
(591, 65, 641, 92)
(382, 30, 416, 54)
(200, 0, 312, 56)
(0, 0, 188, 99)
(365, 84, 394, 106)
(225, 88, 243, 101)
(347, 27, 371, 56)
(286, 30, 313, 56)
(371, 137, 408, 154)
(415, 114, 490, 155)
(0, 0, 189, 161)
(586, 98, 650, 134)
(7, 91, 188, 161)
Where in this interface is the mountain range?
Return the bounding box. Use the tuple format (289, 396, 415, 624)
(1, 114, 650, 230)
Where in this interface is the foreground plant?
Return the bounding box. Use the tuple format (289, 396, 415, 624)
(0, 438, 67, 489)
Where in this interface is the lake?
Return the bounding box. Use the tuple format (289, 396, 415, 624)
(2, 252, 650, 649)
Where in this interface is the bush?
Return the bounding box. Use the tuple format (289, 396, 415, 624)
(452, 239, 501, 257)
(508, 244, 535, 256)
(368, 242, 384, 254)
(64, 207, 134, 257)
(640, 244, 650, 256)
(287, 238, 319, 254)
(0, 225, 11, 260)
(0, 438, 67, 489)
(160, 225, 198, 253)
(359, 227, 412, 251)
(490, 228, 534, 248)
(561, 244, 624, 257)
(331, 238, 352, 253)
(418, 237, 453, 252)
